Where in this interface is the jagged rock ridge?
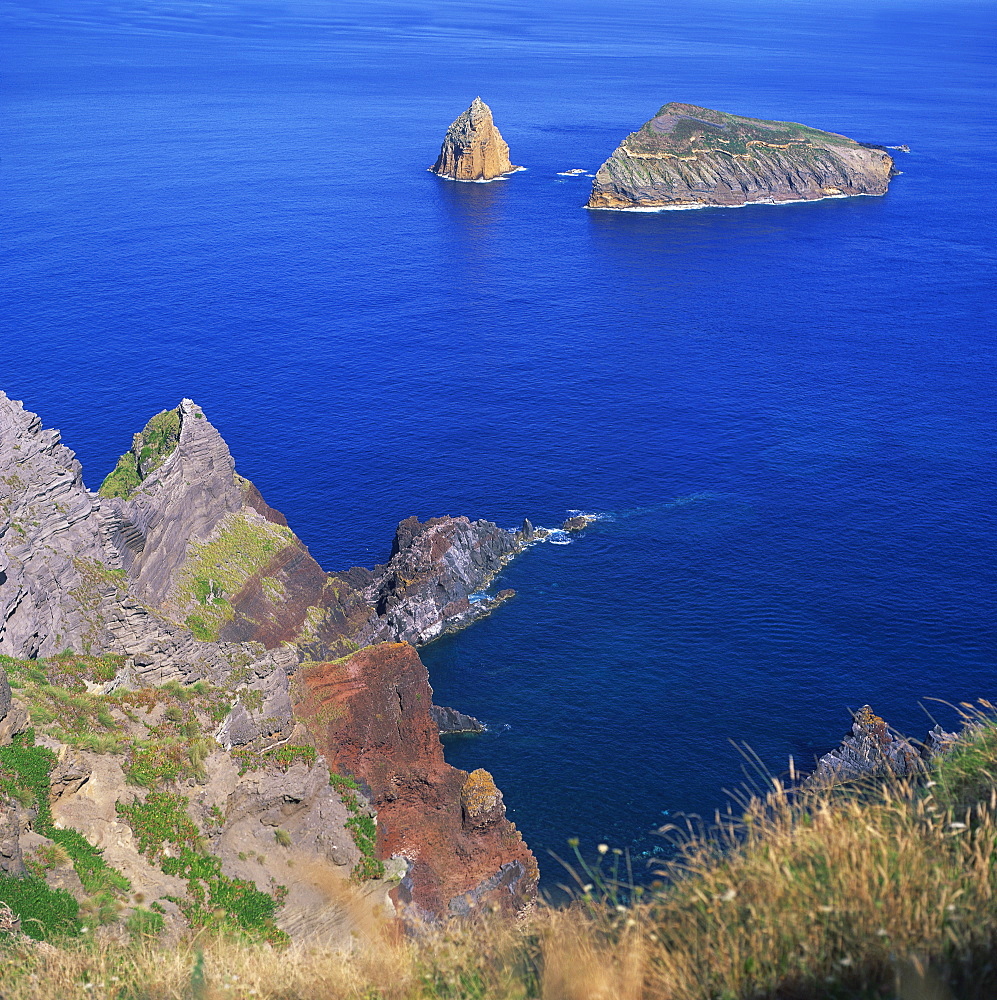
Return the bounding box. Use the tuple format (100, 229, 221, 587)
(0, 392, 598, 936)
(809, 705, 959, 786)
(430, 97, 520, 181)
(588, 102, 895, 210)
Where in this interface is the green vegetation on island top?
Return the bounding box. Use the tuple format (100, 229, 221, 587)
(5, 702, 997, 996)
(98, 407, 181, 499)
(625, 102, 858, 158)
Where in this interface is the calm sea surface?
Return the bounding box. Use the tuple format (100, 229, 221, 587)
(3, 0, 995, 885)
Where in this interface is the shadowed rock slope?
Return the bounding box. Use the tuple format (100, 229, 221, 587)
(430, 97, 520, 181)
(588, 102, 895, 210)
(0, 392, 590, 939)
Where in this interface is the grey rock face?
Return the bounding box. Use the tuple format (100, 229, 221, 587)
(0, 664, 10, 720)
(809, 705, 958, 786)
(0, 665, 27, 747)
(109, 399, 244, 611)
(0, 392, 118, 658)
(923, 723, 960, 759)
(432, 705, 486, 735)
(0, 797, 26, 876)
(355, 515, 536, 647)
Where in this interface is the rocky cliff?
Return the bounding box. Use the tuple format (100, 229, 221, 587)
(294, 644, 536, 919)
(587, 102, 895, 210)
(430, 97, 520, 182)
(0, 392, 576, 940)
(809, 705, 958, 786)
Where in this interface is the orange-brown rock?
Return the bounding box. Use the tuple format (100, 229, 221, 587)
(294, 643, 538, 919)
(430, 97, 520, 181)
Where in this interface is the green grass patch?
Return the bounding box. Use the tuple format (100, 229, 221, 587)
(329, 772, 384, 881)
(231, 743, 317, 777)
(117, 793, 203, 861)
(125, 905, 166, 939)
(930, 715, 997, 812)
(117, 793, 287, 944)
(0, 873, 81, 941)
(0, 730, 130, 934)
(99, 408, 181, 499)
(176, 513, 294, 640)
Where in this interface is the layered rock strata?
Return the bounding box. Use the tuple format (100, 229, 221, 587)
(430, 97, 520, 181)
(0, 391, 571, 932)
(588, 102, 895, 210)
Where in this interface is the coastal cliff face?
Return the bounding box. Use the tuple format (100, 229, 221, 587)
(0, 392, 553, 938)
(588, 102, 894, 210)
(294, 644, 537, 918)
(430, 97, 520, 181)
(0, 393, 117, 659)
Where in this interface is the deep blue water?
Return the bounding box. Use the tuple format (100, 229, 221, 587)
(3, 0, 995, 886)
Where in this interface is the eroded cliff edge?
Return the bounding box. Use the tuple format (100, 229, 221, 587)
(0, 393, 589, 938)
(587, 102, 895, 210)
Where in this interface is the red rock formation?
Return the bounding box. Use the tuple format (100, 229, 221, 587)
(294, 643, 538, 918)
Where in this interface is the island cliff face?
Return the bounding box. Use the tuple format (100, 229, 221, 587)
(588, 102, 894, 210)
(430, 97, 520, 181)
(0, 391, 550, 937)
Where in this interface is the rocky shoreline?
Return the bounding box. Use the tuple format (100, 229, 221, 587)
(586, 102, 895, 211)
(0, 392, 599, 939)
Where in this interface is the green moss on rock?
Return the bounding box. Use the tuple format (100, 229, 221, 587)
(177, 513, 294, 640)
(99, 407, 181, 499)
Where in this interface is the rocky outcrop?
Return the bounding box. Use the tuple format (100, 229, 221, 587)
(0, 392, 574, 937)
(294, 643, 538, 919)
(0, 797, 25, 877)
(0, 392, 118, 658)
(810, 705, 958, 786)
(353, 515, 538, 647)
(430, 97, 520, 182)
(432, 705, 486, 735)
(588, 102, 895, 210)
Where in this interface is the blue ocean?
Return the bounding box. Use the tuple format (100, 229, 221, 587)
(3, 0, 995, 885)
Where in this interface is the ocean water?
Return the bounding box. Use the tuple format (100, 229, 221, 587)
(3, 0, 995, 885)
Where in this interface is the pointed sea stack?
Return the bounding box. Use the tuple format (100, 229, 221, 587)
(588, 102, 895, 210)
(431, 97, 520, 181)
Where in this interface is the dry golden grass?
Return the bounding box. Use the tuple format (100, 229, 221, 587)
(5, 711, 997, 1000)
